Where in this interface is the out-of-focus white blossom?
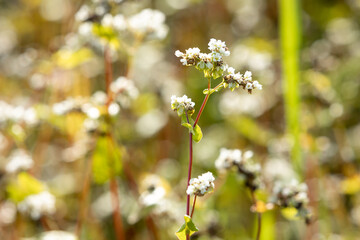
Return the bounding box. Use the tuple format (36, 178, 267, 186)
(83, 118, 99, 132)
(18, 191, 56, 220)
(52, 98, 78, 115)
(0, 201, 16, 225)
(128, 9, 168, 39)
(75, 5, 91, 22)
(5, 149, 33, 173)
(215, 148, 242, 170)
(0, 101, 38, 125)
(39, 231, 77, 240)
(139, 174, 167, 206)
(110, 76, 139, 100)
(215, 148, 261, 190)
(91, 91, 107, 105)
(113, 14, 127, 31)
(108, 102, 120, 116)
(136, 109, 168, 137)
(186, 172, 215, 197)
(78, 22, 93, 37)
(84, 106, 100, 119)
(101, 14, 113, 27)
(272, 179, 310, 210)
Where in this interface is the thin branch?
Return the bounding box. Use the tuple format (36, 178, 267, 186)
(190, 195, 197, 218)
(104, 45, 125, 240)
(75, 157, 93, 237)
(193, 78, 211, 127)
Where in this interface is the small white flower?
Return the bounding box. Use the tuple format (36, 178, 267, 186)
(215, 148, 242, 170)
(85, 107, 100, 119)
(128, 9, 168, 39)
(101, 14, 113, 27)
(208, 38, 230, 56)
(244, 71, 252, 80)
(186, 172, 215, 196)
(253, 81, 262, 90)
(170, 95, 195, 114)
(40, 231, 77, 240)
(113, 14, 127, 31)
(108, 102, 120, 116)
(78, 22, 93, 37)
(18, 191, 56, 220)
(175, 50, 183, 57)
(246, 82, 253, 90)
(75, 5, 91, 22)
(5, 149, 33, 173)
(91, 91, 107, 105)
(83, 118, 99, 131)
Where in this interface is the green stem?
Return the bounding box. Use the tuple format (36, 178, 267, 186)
(250, 190, 262, 240)
(279, 0, 302, 174)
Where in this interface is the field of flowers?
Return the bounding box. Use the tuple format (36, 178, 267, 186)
(1, 0, 360, 239)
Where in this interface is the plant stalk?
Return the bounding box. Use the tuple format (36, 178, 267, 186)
(104, 45, 125, 240)
(251, 190, 262, 240)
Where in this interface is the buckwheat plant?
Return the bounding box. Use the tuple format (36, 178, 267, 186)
(215, 148, 264, 240)
(271, 179, 312, 224)
(172, 39, 262, 240)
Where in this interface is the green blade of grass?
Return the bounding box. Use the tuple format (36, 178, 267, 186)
(279, 0, 302, 174)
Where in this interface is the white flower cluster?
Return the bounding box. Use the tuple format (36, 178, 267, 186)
(18, 191, 56, 220)
(175, 38, 229, 76)
(5, 149, 34, 173)
(0, 101, 38, 126)
(175, 39, 262, 93)
(52, 78, 138, 120)
(76, 4, 168, 40)
(272, 179, 309, 207)
(186, 172, 215, 197)
(170, 95, 195, 116)
(223, 67, 262, 92)
(110, 76, 139, 100)
(52, 78, 138, 131)
(215, 148, 261, 190)
(215, 148, 242, 170)
(139, 175, 167, 206)
(38, 231, 77, 240)
(208, 38, 230, 56)
(128, 9, 168, 39)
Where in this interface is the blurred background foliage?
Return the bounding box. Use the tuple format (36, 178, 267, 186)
(0, 0, 360, 239)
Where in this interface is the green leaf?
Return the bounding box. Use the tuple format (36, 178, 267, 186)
(175, 215, 199, 240)
(180, 115, 202, 142)
(212, 69, 224, 79)
(193, 124, 203, 142)
(181, 123, 195, 134)
(7, 172, 45, 202)
(92, 136, 123, 184)
(202, 88, 217, 95)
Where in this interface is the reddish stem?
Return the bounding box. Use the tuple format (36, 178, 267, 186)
(75, 157, 93, 237)
(185, 79, 211, 240)
(186, 112, 193, 216)
(193, 79, 211, 127)
(110, 178, 125, 240)
(104, 45, 125, 240)
(190, 195, 197, 218)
